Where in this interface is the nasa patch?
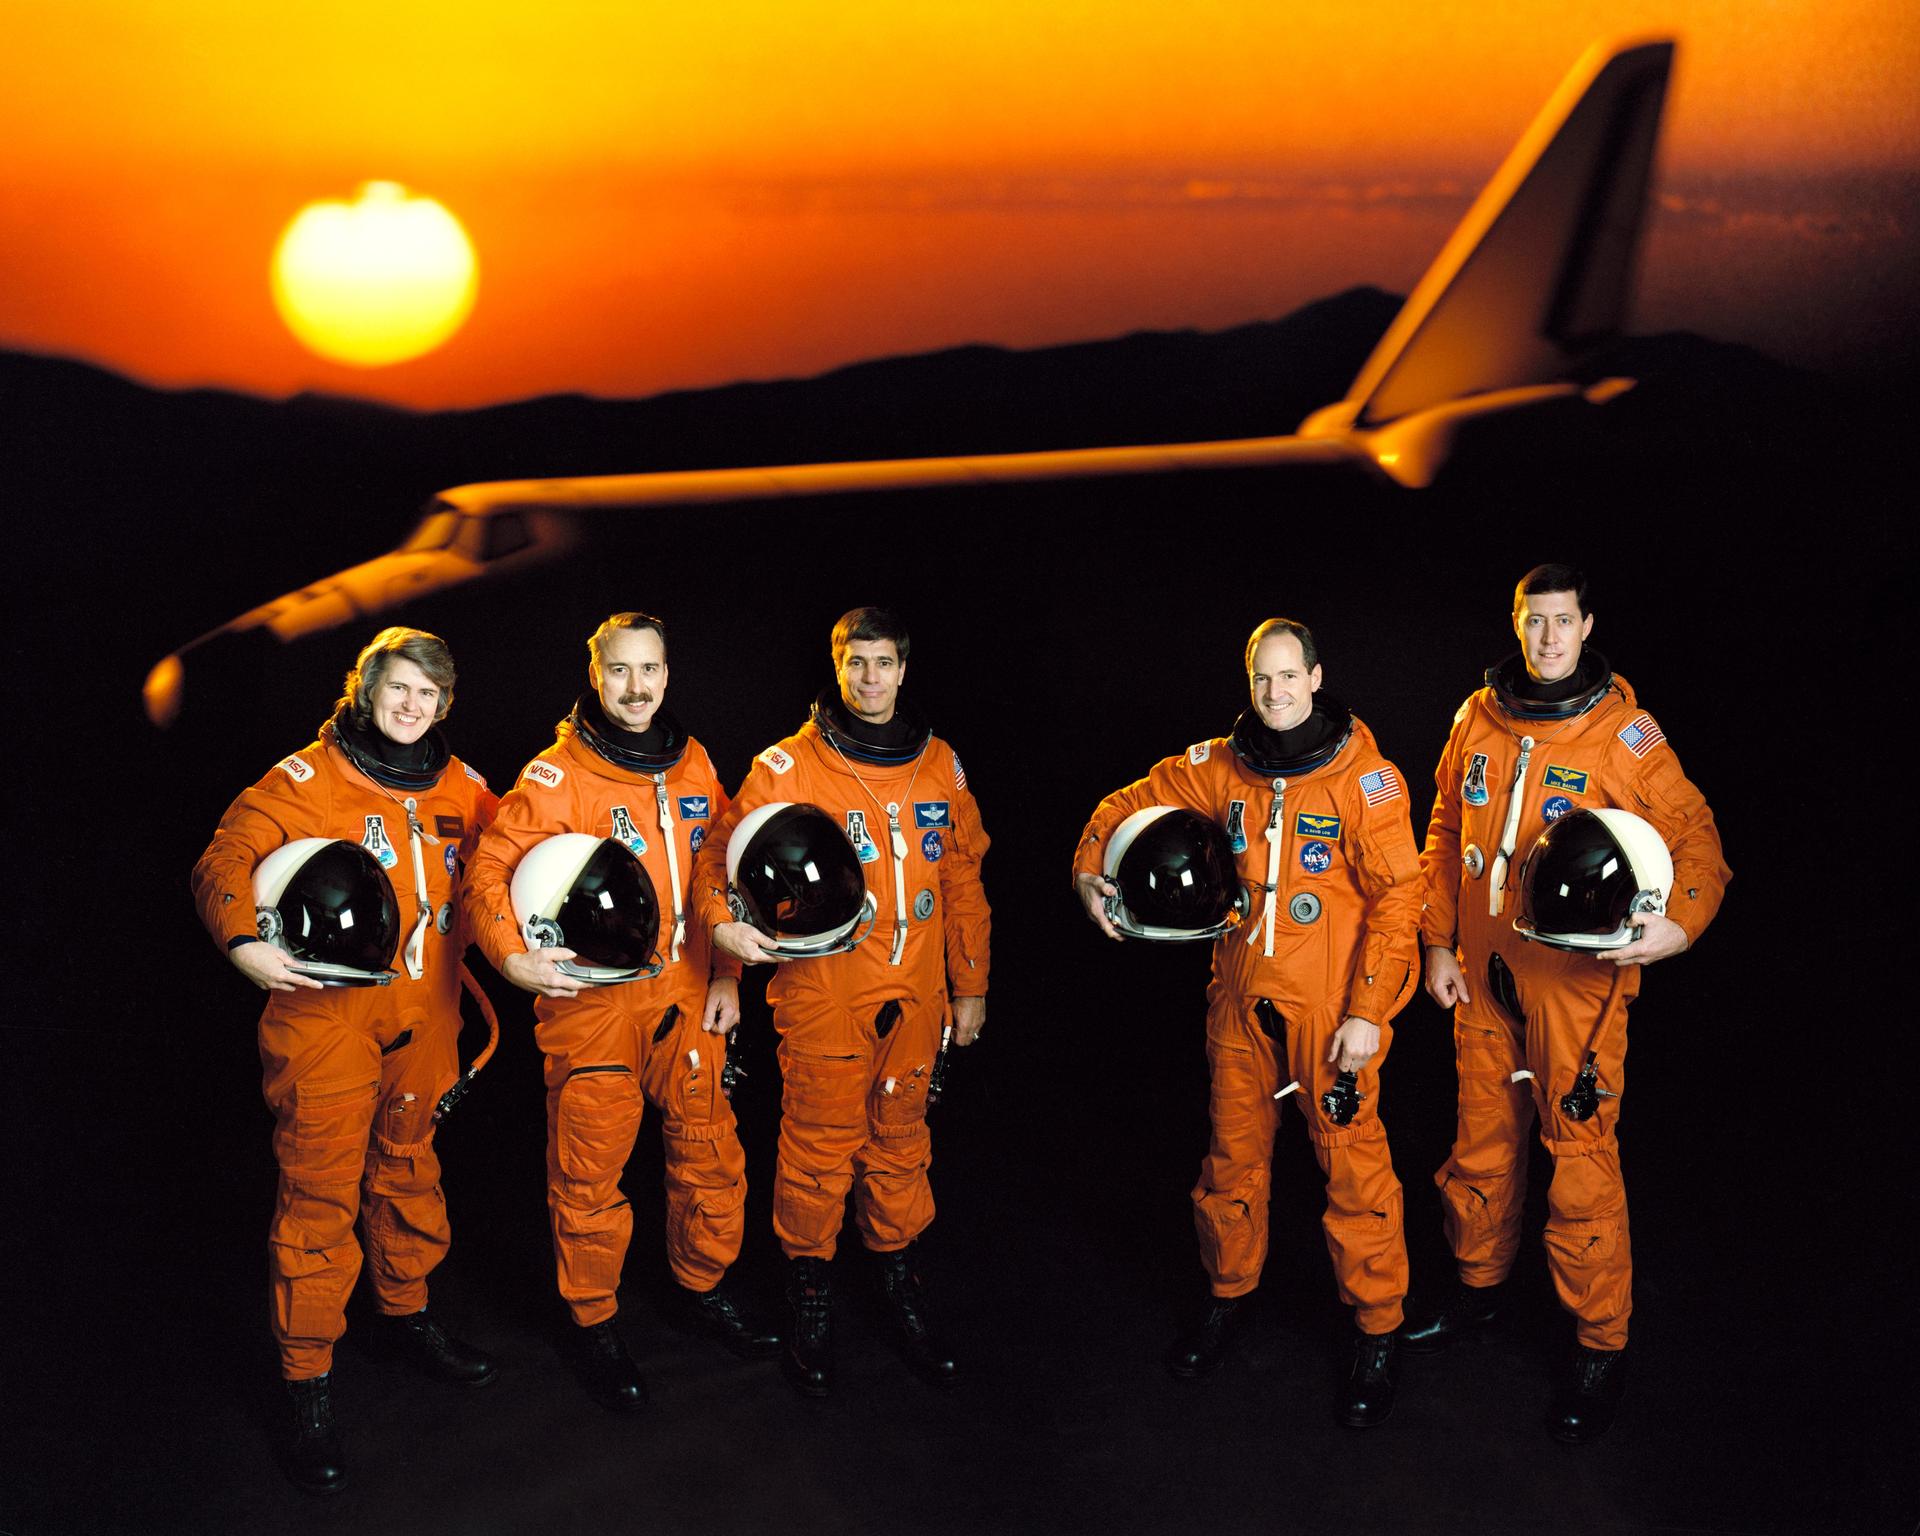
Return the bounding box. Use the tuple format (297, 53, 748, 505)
(689, 825, 706, 854)
(1543, 765, 1589, 795)
(276, 754, 314, 783)
(1227, 800, 1247, 854)
(678, 796, 710, 820)
(609, 806, 648, 855)
(1294, 812, 1342, 841)
(1188, 742, 1211, 766)
(362, 815, 398, 870)
(914, 802, 951, 829)
(524, 760, 565, 789)
(921, 830, 945, 862)
(444, 844, 458, 876)
(1299, 840, 1333, 875)
(1541, 795, 1574, 823)
(1462, 753, 1490, 806)
(758, 746, 795, 775)
(914, 888, 936, 921)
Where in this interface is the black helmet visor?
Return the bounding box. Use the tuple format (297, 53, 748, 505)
(1116, 808, 1240, 931)
(1518, 811, 1637, 940)
(276, 841, 401, 974)
(736, 804, 867, 941)
(556, 840, 661, 971)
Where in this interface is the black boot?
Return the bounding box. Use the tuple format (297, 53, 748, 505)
(569, 1318, 649, 1413)
(1400, 1279, 1505, 1354)
(1548, 1344, 1628, 1443)
(1167, 1296, 1250, 1379)
(783, 1256, 835, 1398)
(379, 1307, 499, 1388)
(281, 1374, 347, 1495)
(1338, 1329, 1400, 1428)
(681, 1278, 783, 1360)
(874, 1244, 958, 1388)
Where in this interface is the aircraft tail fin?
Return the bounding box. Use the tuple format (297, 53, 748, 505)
(1315, 37, 1674, 433)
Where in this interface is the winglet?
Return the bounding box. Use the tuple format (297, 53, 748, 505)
(1305, 37, 1674, 434)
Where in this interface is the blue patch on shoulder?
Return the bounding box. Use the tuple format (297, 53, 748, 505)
(1541, 794, 1574, 823)
(921, 830, 945, 862)
(1299, 840, 1333, 874)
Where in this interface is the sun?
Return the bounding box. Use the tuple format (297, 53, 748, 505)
(271, 182, 478, 367)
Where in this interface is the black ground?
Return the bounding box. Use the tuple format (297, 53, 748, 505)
(2, 315, 1912, 1534)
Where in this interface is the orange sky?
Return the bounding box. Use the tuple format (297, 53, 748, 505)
(2, 2, 1915, 405)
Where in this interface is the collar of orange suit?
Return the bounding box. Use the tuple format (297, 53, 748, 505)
(1229, 696, 1352, 776)
(324, 708, 450, 791)
(811, 687, 930, 766)
(568, 696, 689, 774)
(1485, 650, 1614, 722)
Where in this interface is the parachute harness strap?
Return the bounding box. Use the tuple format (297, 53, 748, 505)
(825, 735, 925, 968)
(1488, 738, 1534, 919)
(1246, 776, 1287, 957)
(398, 795, 442, 981)
(653, 774, 686, 962)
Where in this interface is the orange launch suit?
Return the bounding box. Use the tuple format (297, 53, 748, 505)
(463, 722, 745, 1326)
(192, 732, 496, 1380)
(1074, 720, 1422, 1334)
(692, 721, 990, 1260)
(1420, 674, 1728, 1349)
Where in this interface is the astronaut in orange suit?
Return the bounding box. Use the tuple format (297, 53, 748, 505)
(463, 612, 778, 1411)
(1407, 562, 1729, 1444)
(192, 627, 499, 1496)
(695, 606, 990, 1398)
(1074, 618, 1422, 1428)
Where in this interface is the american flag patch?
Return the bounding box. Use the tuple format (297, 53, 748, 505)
(1618, 713, 1667, 758)
(953, 753, 967, 789)
(1359, 767, 1402, 806)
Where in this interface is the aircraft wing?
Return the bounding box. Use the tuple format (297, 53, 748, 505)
(144, 36, 1674, 727)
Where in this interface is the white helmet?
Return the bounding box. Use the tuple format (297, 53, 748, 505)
(253, 837, 400, 986)
(511, 833, 663, 985)
(1102, 806, 1247, 942)
(1513, 807, 1673, 952)
(726, 801, 877, 959)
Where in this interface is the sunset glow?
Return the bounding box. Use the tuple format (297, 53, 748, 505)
(1, 2, 1914, 405)
(270, 183, 477, 366)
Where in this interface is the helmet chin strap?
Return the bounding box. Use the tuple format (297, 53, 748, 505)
(1488, 736, 1534, 918)
(1246, 776, 1287, 957)
(652, 775, 686, 962)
